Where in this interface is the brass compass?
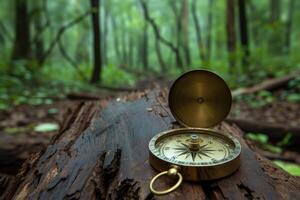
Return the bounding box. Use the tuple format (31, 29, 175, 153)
(148, 70, 241, 195)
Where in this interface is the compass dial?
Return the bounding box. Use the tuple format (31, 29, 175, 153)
(149, 129, 241, 167)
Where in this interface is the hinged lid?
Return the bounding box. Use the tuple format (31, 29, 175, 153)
(168, 70, 232, 128)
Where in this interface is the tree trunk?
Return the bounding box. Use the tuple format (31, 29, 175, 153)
(206, 0, 213, 64)
(33, 7, 45, 65)
(111, 17, 121, 62)
(191, 0, 206, 63)
(102, 2, 109, 66)
(120, 15, 128, 65)
(11, 0, 31, 61)
(155, 38, 166, 71)
(141, 22, 149, 70)
(90, 0, 102, 84)
(284, 0, 295, 54)
(226, 0, 236, 69)
(127, 14, 134, 67)
(180, 0, 191, 66)
(141, 0, 183, 71)
(238, 0, 250, 68)
(269, 0, 282, 55)
(270, 0, 281, 21)
(1, 90, 300, 200)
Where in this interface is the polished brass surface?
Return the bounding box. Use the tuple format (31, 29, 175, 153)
(149, 166, 183, 195)
(187, 134, 202, 150)
(169, 70, 232, 128)
(149, 128, 241, 181)
(148, 70, 241, 195)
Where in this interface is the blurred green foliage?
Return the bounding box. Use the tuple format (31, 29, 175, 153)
(246, 132, 293, 154)
(0, 0, 300, 109)
(246, 132, 300, 176)
(273, 160, 300, 176)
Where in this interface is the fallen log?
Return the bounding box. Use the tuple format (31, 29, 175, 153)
(226, 117, 300, 147)
(232, 70, 300, 96)
(1, 91, 300, 200)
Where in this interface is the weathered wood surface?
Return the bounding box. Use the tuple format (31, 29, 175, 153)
(2, 90, 300, 200)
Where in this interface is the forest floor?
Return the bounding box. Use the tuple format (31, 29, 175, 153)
(0, 88, 300, 175)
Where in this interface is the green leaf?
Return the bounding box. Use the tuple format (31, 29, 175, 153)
(273, 160, 300, 176)
(48, 108, 58, 115)
(34, 123, 59, 133)
(287, 93, 300, 103)
(277, 133, 293, 147)
(4, 125, 33, 135)
(263, 144, 282, 154)
(246, 133, 269, 144)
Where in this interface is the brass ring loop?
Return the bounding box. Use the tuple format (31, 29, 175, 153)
(149, 170, 183, 195)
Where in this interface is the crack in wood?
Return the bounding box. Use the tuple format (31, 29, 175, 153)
(92, 149, 123, 200)
(0, 174, 12, 198)
(144, 193, 155, 200)
(2, 91, 300, 200)
(107, 179, 140, 200)
(237, 183, 257, 200)
(103, 149, 121, 190)
(54, 102, 85, 142)
(92, 153, 107, 200)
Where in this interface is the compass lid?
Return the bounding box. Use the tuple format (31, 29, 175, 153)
(168, 70, 232, 128)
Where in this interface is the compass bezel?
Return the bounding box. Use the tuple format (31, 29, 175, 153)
(149, 128, 241, 167)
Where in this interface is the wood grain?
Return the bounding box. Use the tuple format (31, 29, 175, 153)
(2, 90, 300, 200)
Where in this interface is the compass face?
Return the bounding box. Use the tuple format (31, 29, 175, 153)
(149, 129, 241, 167)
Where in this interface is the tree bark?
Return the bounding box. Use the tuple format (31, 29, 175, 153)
(1, 91, 300, 200)
(11, 0, 31, 61)
(226, 0, 236, 69)
(90, 0, 102, 84)
(238, 0, 250, 68)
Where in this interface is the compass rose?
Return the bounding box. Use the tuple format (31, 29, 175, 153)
(173, 142, 216, 161)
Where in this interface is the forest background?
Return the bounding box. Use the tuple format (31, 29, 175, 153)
(0, 0, 300, 176)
